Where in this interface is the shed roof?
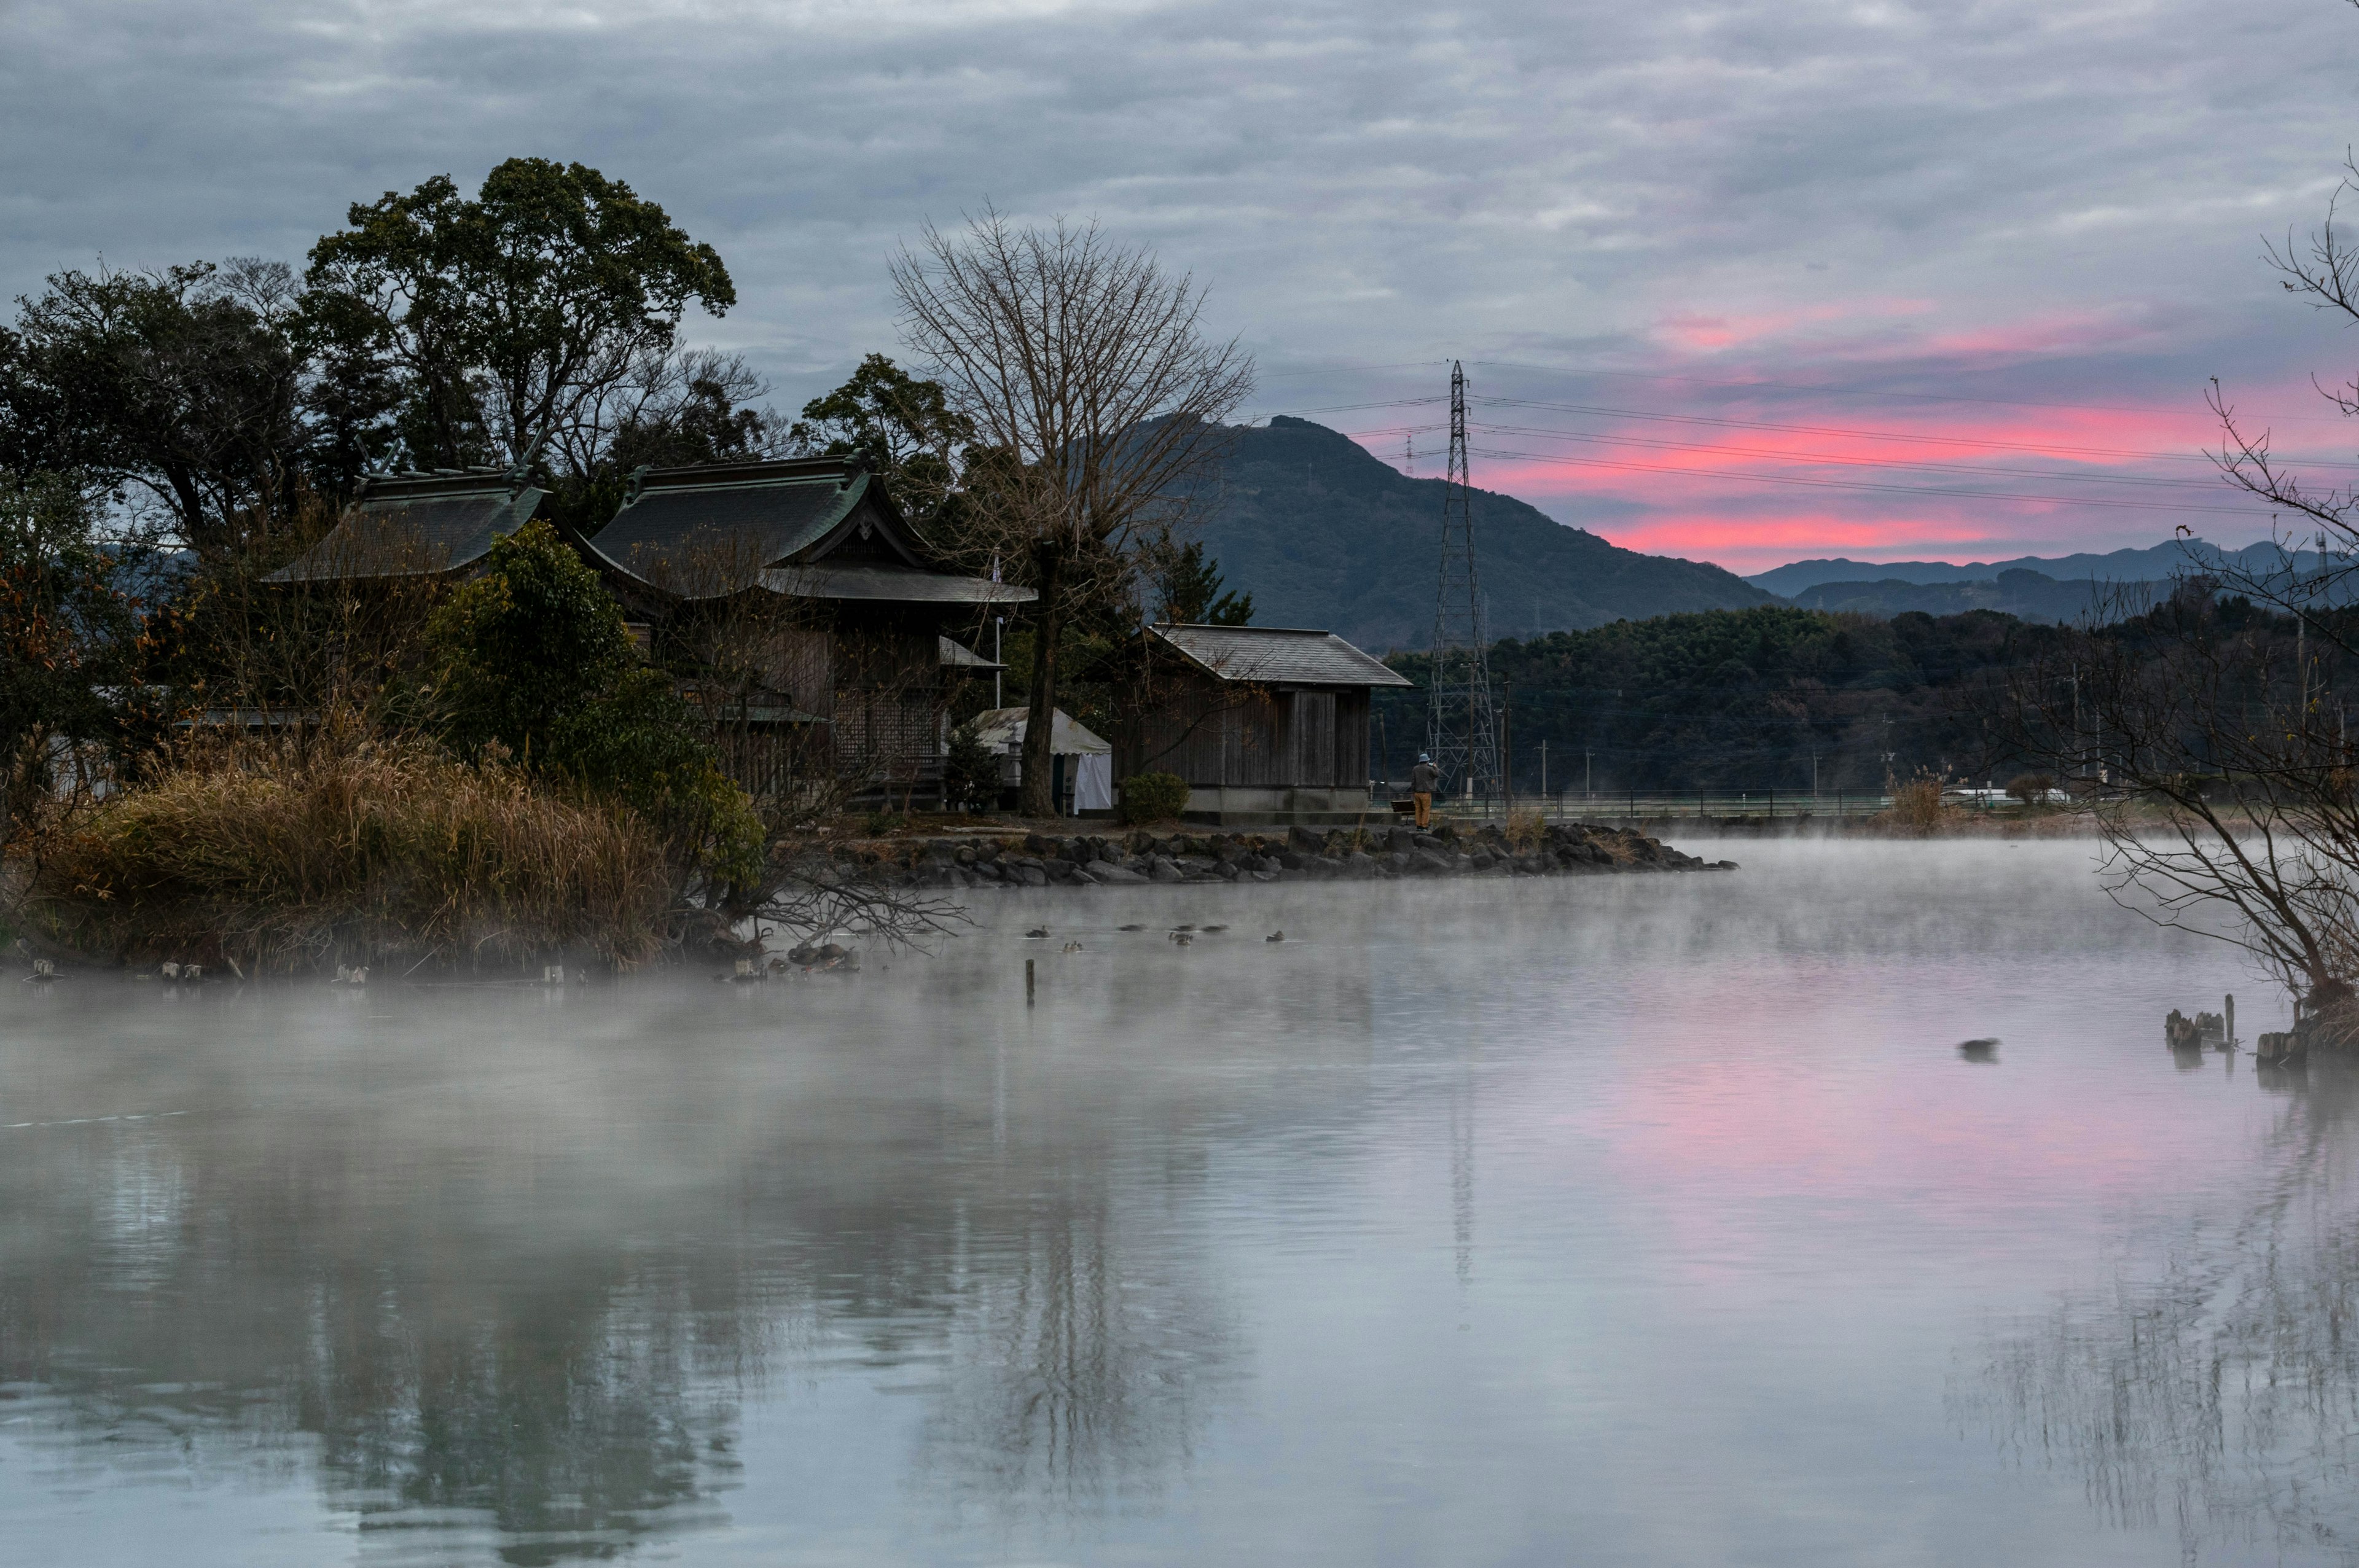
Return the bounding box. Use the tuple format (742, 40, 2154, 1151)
(265, 470, 541, 583)
(1149, 623, 1412, 688)
(967, 707, 1112, 756)
(939, 636, 1005, 671)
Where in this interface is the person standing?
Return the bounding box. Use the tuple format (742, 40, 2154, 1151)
(1410, 752, 1439, 829)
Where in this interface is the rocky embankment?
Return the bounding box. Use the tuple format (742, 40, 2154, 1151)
(835, 820, 1730, 890)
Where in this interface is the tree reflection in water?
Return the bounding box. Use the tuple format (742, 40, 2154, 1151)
(1971, 1059, 2359, 1562)
(0, 958, 1357, 1561)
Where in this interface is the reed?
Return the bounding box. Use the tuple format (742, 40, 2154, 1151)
(1878, 773, 1955, 836)
(21, 731, 671, 973)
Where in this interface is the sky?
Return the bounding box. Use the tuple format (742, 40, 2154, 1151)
(6, 0, 2359, 576)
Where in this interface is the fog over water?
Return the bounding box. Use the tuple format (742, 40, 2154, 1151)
(4, 840, 2356, 1565)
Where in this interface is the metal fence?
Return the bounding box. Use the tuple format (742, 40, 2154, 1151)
(1380, 787, 1901, 822)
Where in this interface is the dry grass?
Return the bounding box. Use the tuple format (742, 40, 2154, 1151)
(1503, 810, 1548, 852)
(1876, 774, 1958, 837)
(19, 734, 671, 973)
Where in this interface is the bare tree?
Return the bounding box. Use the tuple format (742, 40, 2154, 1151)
(1995, 582, 2359, 1015)
(1986, 149, 2359, 1023)
(891, 209, 1253, 816)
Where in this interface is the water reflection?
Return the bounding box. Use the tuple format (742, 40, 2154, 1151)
(1974, 1057, 2359, 1562)
(0, 950, 1331, 1562)
(14, 846, 2331, 1565)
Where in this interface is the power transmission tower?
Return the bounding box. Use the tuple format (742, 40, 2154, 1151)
(1427, 361, 1500, 805)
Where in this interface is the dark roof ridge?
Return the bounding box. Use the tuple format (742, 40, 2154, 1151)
(1155, 621, 1337, 635)
(635, 456, 864, 491)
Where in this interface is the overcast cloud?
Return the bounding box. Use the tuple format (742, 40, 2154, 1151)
(6, 0, 2358, 572)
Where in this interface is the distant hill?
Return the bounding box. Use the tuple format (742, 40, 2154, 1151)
(1191, 417, 1771, 652)
(1746, 538, 2323, 597)
(1786, 569, 2162, 623)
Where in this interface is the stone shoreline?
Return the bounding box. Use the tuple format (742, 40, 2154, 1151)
(832, 819, 1733, 890)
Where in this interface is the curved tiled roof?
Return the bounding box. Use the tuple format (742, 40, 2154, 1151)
(265, 472, 540, 583)
(584, 459, 892, 597)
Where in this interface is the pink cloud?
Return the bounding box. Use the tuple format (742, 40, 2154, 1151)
(1339, 349, 2354, 574)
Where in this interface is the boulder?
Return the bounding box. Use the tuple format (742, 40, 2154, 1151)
(1093, 863, 1150, 885)
(1343, 851, 1379, 879)
(1410, 849, 1453, 876)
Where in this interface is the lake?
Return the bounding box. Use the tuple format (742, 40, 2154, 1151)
(4, 838, 2353, 1566)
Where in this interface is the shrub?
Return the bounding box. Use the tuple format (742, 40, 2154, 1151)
(1119, 771, 1190, 825)
(1881, 772, 1954, 835)
(22, 733, 671, 972)
(2006, 771, 2057, 808)
(941, 719, 1000, 814)
(417, 520, 761, 892)
(418, 520, 636, 760)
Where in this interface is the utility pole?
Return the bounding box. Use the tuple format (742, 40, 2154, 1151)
(1584, 748, 1593, 802)
(1500, 677, 1512, 819)
(2070, 667, 2081, 780)
(1541, 739, 1547, 817)
(1426, 360, 1501, 813)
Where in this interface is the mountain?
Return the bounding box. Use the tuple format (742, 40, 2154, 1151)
(1785, 569, 2161, 623)
(1745, 539, 2324, 597)
(1192, 416, 1771, 652)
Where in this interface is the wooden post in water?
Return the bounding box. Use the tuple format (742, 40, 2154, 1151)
(1026, 959, 1035, 1007)
(2226, 993, 2236, 1045)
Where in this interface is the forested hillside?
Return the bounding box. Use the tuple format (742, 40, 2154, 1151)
(1191, 417, 1769, 650)
(1374, 605, 2069, 795)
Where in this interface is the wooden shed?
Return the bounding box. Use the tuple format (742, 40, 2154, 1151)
(1124, 624, 1412, 824)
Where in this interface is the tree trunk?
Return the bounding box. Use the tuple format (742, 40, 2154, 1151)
(1019, 543, 1063, 818)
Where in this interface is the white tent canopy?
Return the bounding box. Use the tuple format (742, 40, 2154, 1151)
(968, 707, 1114, 814)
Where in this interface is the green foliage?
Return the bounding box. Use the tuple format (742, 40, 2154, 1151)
(788, 353, 970, 531)
(1153, 537, 1251, 625)
(306, 158, 735, 471)
(941, 719, 1000, 814)
(420, 520, 635, 760)
(1378, 604, 2069, 793)
(0, 261, 309, 548)
(0, 471, 148, 759)
(1118, 771, 1189, 824)
(418, 520, 761, 887)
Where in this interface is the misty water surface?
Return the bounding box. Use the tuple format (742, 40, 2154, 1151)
(3, 840, 2355, 1566)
